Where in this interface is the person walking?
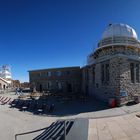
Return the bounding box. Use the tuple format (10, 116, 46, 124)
(15, 87, 19, 95)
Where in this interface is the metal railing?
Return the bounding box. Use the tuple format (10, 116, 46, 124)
(15, 119, 74, 140)
(15, 126, 49, 140)
(98, 37, 139, 47)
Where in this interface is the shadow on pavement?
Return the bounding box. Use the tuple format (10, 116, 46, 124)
(9, 94, 110, 117)
(48, 97, 109, 117)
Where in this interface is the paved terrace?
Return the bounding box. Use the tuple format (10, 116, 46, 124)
(0, 92, 140, 139)
(88, 113, 140, 140)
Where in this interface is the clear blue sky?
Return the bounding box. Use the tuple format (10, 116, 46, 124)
(0, 0, 140, 82)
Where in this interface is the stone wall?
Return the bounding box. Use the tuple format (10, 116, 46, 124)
(86, 45, 140, 105)
(29, 67, 82, 93)
(119, 57, 140, 99)
(89, 57, 121, 102)
(0, 79, 9, 90)
(81, 66, 89, 95)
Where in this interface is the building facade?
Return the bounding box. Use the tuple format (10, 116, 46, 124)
(12, 80, 20, 88)
(0, 65, 12, 79)
(29, 23, 140, 106)
(84, 23, 140, 105)
(0, 77, 10, 90)
(0, 65, 12, 87)
(29, 67, 81, 94)
(20, 82, 30, 89)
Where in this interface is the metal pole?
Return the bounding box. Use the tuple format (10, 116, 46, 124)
(15, 134, 17, 140)
(64, 120, 66, 140)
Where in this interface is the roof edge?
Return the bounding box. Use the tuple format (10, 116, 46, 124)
(28, 66, 81, 72)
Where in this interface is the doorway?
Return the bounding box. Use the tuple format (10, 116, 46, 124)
(3, 85, 5, 90)
(67, 83, 72, 92)
(39, 84, 42, 92)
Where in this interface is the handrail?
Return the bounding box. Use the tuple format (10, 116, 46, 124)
(15, 119, 75, 140)
(15, 126, 49, 140)
(98, 37, 139, 48)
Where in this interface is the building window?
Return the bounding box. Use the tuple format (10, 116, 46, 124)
(38, 73, 41, 77)
(130, 63, 140, 83)
(48, 71, 51, 77)
(136, 64, 139, 82)
(65, 71, 70, 75)
(130, 63, 134, 83)
(45, 72, 48, 77)
(92, 67, 95, 84)
(57, 71, 61, 76)
(56, 82, 62, 90)
(66, 82, 72, 92)
(101, 64, 104, 82)
(47, 82, 49, 89)
(101, 63, 110, 84)
(85, 69, 89, 81)
(47, 82, 51, 90)
(106, 64, 110, 81)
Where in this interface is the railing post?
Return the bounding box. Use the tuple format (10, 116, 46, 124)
(15, 134, 17, 140)
(64, 120, 66, 140)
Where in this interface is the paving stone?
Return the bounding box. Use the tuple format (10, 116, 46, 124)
(96, 119, 113, 140)
(115, 137, 131, 140)
(130, 133, 140, 140)
(106, 120, 128, 139)
(88, 119, 98, 140)
(114, 117, 140, 137)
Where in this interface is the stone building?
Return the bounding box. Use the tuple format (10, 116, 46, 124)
(0, 77, 10, 90)
(29, 23, 140, 106)
(0, 65, 12, 85)
(83, 23, 140, 105)
(20, 82, 30, 89)
(12, 80, 20, 88)
(29, 67, 81, 94)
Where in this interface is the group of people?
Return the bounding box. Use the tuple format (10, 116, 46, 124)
(15, 87, 23, 95)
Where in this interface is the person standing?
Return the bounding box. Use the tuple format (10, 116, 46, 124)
(15, 87, 19, 95)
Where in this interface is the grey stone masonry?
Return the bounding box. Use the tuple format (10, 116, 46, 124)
(85, 45, 140, 106)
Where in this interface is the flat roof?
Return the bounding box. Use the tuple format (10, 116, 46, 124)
(0, 77, 9, 84)
(28, 66, 81, 72)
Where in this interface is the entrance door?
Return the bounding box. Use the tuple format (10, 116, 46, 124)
(67, 83, 72, 92)
(85, 85, 89, 96)
(0, 83, 2, 90)
(3, 85, 5, 90)
(39, 84, 42, 92)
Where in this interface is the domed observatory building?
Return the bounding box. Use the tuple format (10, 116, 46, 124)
(83, 23, 140, 106)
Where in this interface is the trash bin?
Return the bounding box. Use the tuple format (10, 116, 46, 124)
(108, 98, 116, 108)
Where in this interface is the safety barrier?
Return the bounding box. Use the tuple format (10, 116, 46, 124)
(15, 119, 74, 140)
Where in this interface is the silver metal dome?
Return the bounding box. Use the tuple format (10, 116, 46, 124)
(98, 23, 139, 48)
(102, 23, 138, 40)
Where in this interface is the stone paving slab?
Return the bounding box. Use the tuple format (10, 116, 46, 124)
(1, 92, 140, 139)
(67, 118, 88, 140)
(88, 113, 140, 140)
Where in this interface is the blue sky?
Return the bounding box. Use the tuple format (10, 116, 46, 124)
(0, 0, 140, 82)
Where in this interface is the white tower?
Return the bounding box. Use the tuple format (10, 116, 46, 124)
(1, 65, 12, 79)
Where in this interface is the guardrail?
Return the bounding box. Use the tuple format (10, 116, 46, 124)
(98, 37, 139, 48)
(15, 119, 74, 140)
